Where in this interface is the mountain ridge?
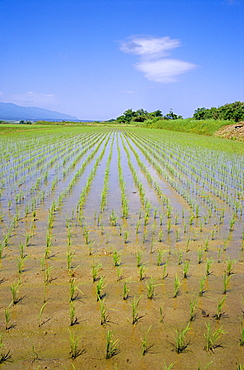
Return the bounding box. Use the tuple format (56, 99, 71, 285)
(0, 102, 78, 121)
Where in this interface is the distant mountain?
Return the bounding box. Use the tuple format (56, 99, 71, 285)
(0, 102, 78, 121)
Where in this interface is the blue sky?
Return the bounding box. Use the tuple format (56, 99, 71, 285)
(0, 0, 243, 120)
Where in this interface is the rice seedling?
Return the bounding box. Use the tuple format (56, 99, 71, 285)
(141, 325, 152, 355)
(112, 250, 120, 267)
(124, 230, 129, 244)
(199, 276, 206, 297)
(123, 282, 129, 300)
(96, 277, 105, 301)
(0, 334, 11, 364)
(91, 260, 102, 282)
(38, 301, 48, 327)
(69, 330, 82, 359)
(157, 249, 164, 266)
(10, 280, 20, 305)
(18, 242, 25, 259)
(173, 274, 181, 298)
(67, 249, 75, 271)
(206, 258, 213, 276)
(139, 265, 146, 281)
(183, 259, 190, 279)
(239, 322, 244, 346)
(69, 301, 78, 326)
(105, 330, 119, 359)
(162, 261, 168, 280)
(146, 277, 155, 299)
(4, 308, 10, 330)
(198, 248, 203, 264)
(159, 303, 165, 322)
(135, 220, 140, 234)
(158, 230, 163, 242)
(99, 298, 109, 325)
(109, 210, 118, 226)
(223, 272, 231, 294)
(225, 258, 236, 276)
(204, 322, 225, 352)
(189, 296, 198, 322)
(174, 322, 191, 353)
(116, 266, 123, 281)
(163, 362, 176, 370)
(214, 296, 226, 320)
(131, 296, 142, 325)
(44, 266, 53, 285)
(136, 251, 142, 267)
(70, 278, 82, 302)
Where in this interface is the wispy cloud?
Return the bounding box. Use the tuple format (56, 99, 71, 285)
(0, 91, 56, 107)
(120, 35, 197, 83)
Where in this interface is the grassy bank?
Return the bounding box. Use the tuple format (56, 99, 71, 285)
(142, 117, 234, 136)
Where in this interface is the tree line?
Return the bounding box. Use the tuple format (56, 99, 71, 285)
(111, 101, 244, 124)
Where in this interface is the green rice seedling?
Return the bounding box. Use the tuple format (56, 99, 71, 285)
(131, 296, 142, 325)
(0, 242, 4, 259)
(198, 248, 203, 264)
(229, 216, 236, 232)
(67, 227, 72, 247)
(123, 282, 129, 300)
(204, 238, 209, 252)
(105, 330, 119, 359)
(17, 257, 26, 275)
(215, 296, 226, 320)
(176, 251, 183, 265)
(124, 231, 129, 244)
(199, 276, 206, 297)
(239, 322, 244, 346)
(67, 249, 75, 271)
(150, 237, 155, 254)
(18, 242, 25, 259)
(142, 230, 147, 244)
(176, 229, 180, 242)
(4, 308, 10, 330)
(139, 265, 146, 281)
(70, 301, 78, 326)
(25, 232, 30, 247)
(84, 230, 90, 245)
(136, 220, 140, 234)
(158, 230, 163, 242)
(160, 214, 163, 226)
(159, 303, 165, 322)
(236, 364, 244, 370)
(217, 247, 223, 263)
(96, 277, 105, 301)
(44, 266, 53, 285)
(167, 219, 171, 234)
(162, 260, 168, 280)
(116, 266, 123, 281)
(136, 251, 142, 267)
(197, 361, 213, 370)
(10, 280, 20, 305)
(186, 237, 190, 253)
(146, 277, 155, 299)
(109, 210, 118, 226)
(206, 258, 213, 276)
(0, 334, 11, 364)
(164, 362, 176, 370)
(91, 260, 102, 282)
(157, 249, 165, 266)
(189, 296, 198, 322)
(99, 298, 109, 325)
(223, 272, 231, 294)
(45, 232, 52, 259)
(204, 322, 225, 352)
(183, 260, 190, 279)
(173, 274, 181, 298)
(225, 258, 236, 276)
(141, 325, 152, 355)
(69, 278, 82, 302)
(69, 330, 82, 359)
(38, 301, 48, 327)
(174, 322, 191, 353)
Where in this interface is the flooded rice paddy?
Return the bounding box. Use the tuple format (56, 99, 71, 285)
(0, 125, 243, 369)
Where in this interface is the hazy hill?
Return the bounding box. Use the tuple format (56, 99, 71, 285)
(0, 102, 78, 121)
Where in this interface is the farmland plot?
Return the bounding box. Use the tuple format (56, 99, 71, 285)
(0, 125, 243, 370)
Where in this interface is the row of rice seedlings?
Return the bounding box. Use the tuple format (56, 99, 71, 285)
(100, 137, 114, 213)
(117, 137, 129, 219)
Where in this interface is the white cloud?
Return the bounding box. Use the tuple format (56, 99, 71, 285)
(120, 35, 197, 83)
(136, 59, 197, 83)
(120, 36, 181, 59)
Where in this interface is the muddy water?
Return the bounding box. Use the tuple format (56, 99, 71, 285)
(0, 127, 243, 369)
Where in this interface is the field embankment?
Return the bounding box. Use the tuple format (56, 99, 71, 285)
(142, 117, 244, 140)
